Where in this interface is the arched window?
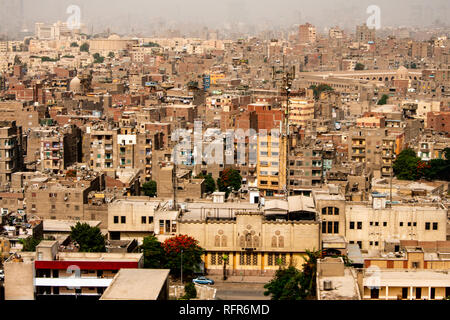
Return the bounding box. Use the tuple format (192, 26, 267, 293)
(271, 236, 277, 248)
(253, 236, 259, 248)
(278, 236, 284, 248)
(221, 235, 227, 247)
(214, 235, 220, 247)
(239, 235, 245, 247)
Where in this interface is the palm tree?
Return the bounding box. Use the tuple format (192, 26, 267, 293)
(301, 249, 321, 298)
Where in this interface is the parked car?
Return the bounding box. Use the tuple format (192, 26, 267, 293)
(192, 276, 214, 285)
(0, 270, 4, 281)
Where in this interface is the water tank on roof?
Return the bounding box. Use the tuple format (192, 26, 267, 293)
(323, 280, 333, 291)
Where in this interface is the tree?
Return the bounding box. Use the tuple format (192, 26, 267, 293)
(377, 94, 389, 105)
(70, 42, 79, 47)
(182, 282, 197, 300)
(217, 168, 242, 197)
(195, 173, 216, 194)
(393, 149, 421, 180)
(80, 42, 89, 52)
(309, 84, 334, 100)
(14, 55, 22, 65)
(20, 236, 42, 252)
(142, 180, 157, 197)
(263, 249, 321, 300)
(108, 52, 115, 58)
(70, 222, 106, 252)
(222, 253, 229, 280)
(162, 235, 204, 279)
(140, 235, 165, 269)
(93, 53, 105, 64)
(355, 63, 365, 70)
(263, 266, 306, 300)
(300, 250, 321, 298)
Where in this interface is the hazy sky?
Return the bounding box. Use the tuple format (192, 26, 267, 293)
(1, 0, 449, 36)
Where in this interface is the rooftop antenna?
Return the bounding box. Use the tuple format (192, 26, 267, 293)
(172, 109, 178, 210)
(272, 55, 295, 199)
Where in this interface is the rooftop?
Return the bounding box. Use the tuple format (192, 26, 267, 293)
(100, 269, 170, 300)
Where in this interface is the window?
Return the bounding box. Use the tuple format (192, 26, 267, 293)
(334, 222, 339, 234)
(148, 217, 153, 224)
(357, 222, 362, 230)
(357, 241, 362, 249)
(370, 288, 379, 299)
(402, 288, 408, 299)
(433, 223, 438, 230)
(375, 222, 379, 226)
(416, 287, 422, 299)
(121, 216, 126, 224)
(114, 216, 119, 224)
(400, 222, 403, 227)
(383, 222, 387, 226)
(74, 205, 79, 211)
(408, 222, 411, 227)
(430, 288, 435, 300)
(350, 222, 355, 229)
(425, 222, 430, 230)
(141, 216, 146, 224)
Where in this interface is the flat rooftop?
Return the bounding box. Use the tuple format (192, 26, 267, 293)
(100, 269, 170, 300)
(43, 220, 101, 232)
(319, 268, 360, 300)
(57, 252, 142, 262)
(363, 270, 450, 287)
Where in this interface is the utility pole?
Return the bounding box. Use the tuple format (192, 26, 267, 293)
(272, 56, 295, 199)
(180, 248, 183, 284)
(172, 110, 178, 210)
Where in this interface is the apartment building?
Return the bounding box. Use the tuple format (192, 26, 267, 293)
(0, 121, 23, 185)
(299, 23, 317, 44)
(37, 125, 81, 174)
(345, 200, 447, 251)
(25, 174, 104, 221)
(355, 24, 376, 43)
(108, 199, 179, 244)
(4, 240, 143, 300)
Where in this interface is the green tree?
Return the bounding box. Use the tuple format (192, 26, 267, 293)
(142, 180, 157, 197)
(377, 94, 389, 105)
(355, 63, 365, 70)
(70, 42, 79, 47)
(93, 53, 105, 64)
(393, 149, 421, 180)
(263, 266, 306, 300)
(182, 282, 197, 300)
(108, 52, 115, 58)
(140, 235, 165, 269)
(162, 235, 204, 279)
(80, 42, 89, 52)
(70, 222, 106, 252)
(300, 250, 321, 298)
(14, 55, 22, 65)
(20, 236, 42, 252)
(217, 168, 242, 197)
(195, 173, 216, 194)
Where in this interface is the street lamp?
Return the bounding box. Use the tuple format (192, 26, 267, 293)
(181, 249, 183, 285)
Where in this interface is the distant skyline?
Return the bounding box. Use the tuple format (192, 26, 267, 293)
(0, 0, 449, 38)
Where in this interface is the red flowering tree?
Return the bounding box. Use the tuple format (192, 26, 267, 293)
(162, 235, 204, 279)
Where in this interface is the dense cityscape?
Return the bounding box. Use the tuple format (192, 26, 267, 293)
(0, 0, 449, 304)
